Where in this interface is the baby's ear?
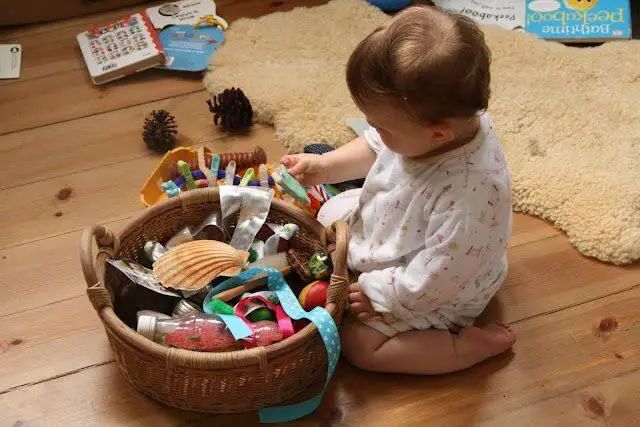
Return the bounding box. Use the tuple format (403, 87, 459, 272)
(428, 122, 455, 145)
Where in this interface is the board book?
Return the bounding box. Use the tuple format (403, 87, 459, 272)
(77, 12, 164, 85)
(525, 0, 631, 43)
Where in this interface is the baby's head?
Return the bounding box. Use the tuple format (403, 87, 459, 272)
(347, 6, 491, 157)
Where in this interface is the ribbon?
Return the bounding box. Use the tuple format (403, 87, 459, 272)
(234, 293, 295, 344)
(205, 267, 340, 423)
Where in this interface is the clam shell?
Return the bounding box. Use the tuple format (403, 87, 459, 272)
(153, 240, 249, 290)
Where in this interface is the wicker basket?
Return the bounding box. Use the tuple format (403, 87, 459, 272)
(80, 188, 349, 414)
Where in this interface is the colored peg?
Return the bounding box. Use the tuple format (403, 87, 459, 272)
(259, 164, 269, 188)
(210, 154, 221, 186)
(239, 168, 255, 186)
(160, 180, 181, 198)
(177, 160, 196, 190)
(224, 160, 236, 185)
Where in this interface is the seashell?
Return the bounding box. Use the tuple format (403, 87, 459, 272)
(153, 240, 249, 290)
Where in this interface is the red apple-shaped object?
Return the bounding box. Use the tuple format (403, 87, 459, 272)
(298, 280, 329, 311)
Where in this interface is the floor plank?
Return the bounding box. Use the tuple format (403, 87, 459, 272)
(0, 0, 326, 42)
(2, 1, 639, 425)
(478, 369, 640, 426)
(2, 285, 639, 426)
(0, 0, 329, 135)
(0, 126, 285, 248)
(0, 218, 128, 318)
(323, 286, 640, 427)
(507, 213, 558, 248)
(2, 226, 637, 394)
(0, 296, 111, 393)
(0, 90, 267, 190)
(0, 69, 204, 135)
(0, 363, 231, 427)
(488, 234, 640, 324)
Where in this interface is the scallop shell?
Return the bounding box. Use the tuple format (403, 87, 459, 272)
(153, 240, 249, 290)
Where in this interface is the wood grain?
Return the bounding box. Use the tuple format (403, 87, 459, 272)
(0, 296, 111, 393)
(0, 89, 268, 190)
(324, 286, 640, 427)
(1, 225, 637, 394)
(0, 219, 128, 318)
(2, 1, 639, 426)
(479, 370, 640, 426)
(0, 0, 327, 42)
(0, 69, 204, 135)
(2, 285, 639, 426)
(487, 233, 640, 324)
(0, 0, 330, 135)
(0, 363, 235, 427)
(0, 126, 285, 248)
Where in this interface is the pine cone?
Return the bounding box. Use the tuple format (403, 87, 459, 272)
(143, 110, 177, 153)
(207, 88, 253, 131)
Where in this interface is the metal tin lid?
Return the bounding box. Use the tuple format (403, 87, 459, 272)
(136, 315, 157, 340)
(136, 310, 171, 321)
(172, 299, 202, 318)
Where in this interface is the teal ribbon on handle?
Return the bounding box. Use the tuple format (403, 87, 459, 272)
(205, 267, 340, 423)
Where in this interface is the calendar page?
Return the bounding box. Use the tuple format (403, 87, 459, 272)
(77, 13, 164, 85)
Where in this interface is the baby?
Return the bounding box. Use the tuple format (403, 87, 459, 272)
(282, 6, 516, 375)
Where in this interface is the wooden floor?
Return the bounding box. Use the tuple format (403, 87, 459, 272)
(1, 1, 640, 426)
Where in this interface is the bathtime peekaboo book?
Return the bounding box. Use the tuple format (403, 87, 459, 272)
(525, 0, 631, 43)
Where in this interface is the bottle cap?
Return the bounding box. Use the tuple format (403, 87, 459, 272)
(137, 315, 157, 340)
(172, 299, 202, 318)
(136, 310, 171, 321)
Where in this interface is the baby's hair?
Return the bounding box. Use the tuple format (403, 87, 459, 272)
(346, 5, 491, 124)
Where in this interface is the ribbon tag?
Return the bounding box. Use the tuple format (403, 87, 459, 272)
(263, 223, 299, 256)
(206, 267, 340, 423)
(219, 186, 274, 251)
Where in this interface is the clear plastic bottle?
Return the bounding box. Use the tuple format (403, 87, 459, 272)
(137, 313, 241, 352)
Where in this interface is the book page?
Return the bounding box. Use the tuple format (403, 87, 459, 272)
(434, 0, 526, 30)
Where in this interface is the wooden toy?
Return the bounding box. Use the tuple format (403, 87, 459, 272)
(298, 281, 329, 311)
(219, 146, 266, 169)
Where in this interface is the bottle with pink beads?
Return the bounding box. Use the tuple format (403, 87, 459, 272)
(136, 312, 284, 352)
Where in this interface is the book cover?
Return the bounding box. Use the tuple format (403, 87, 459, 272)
(525, 0, 631, 43)
(158, 24, 224, 71)
(146, 0, 226, 72)
(77, 12, 164, 85)
(434, 0, 526, 31)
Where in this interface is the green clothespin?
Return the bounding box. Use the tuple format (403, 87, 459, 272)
(177, 160, 196, 190)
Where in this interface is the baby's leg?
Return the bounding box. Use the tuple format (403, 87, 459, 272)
(340, 316, 516, 375)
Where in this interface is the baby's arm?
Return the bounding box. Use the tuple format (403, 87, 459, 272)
(282, 136, 376, 186)
(320, 136, 377, 183)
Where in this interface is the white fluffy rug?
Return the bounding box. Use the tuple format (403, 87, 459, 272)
(204, 0, 640, 265)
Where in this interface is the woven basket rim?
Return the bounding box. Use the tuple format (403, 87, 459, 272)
(87, 188, 347, 370)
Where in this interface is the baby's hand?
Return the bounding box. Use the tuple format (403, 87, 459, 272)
(348, 282, 376, 321)
(280, 153, 328, 186)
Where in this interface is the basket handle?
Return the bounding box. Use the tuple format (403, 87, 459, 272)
(325, 220, 349, 325)
(80, 225, 119, 312)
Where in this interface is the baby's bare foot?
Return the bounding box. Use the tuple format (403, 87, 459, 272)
(456, 323, 516, 366)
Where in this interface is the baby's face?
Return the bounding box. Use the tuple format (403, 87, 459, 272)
(361, 103, 452, 157)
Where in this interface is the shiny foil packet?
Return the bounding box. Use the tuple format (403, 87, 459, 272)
(219, 186, 274, 251)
